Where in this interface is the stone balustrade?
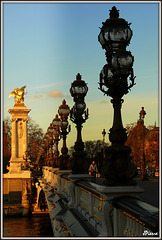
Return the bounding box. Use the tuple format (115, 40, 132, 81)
(37, 166, 159, 237)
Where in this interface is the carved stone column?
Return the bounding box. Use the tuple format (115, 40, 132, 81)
(8, 102, 31, 173)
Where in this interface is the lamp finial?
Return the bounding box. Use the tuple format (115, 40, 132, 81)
(109, 6, 119, 19)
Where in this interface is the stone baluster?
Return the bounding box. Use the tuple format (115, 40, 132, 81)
(124, 214, 129, 236)
(131, 219, 136, 237)
(99, 201, 114, 236)
(139, 224, 145, 236)
(68, 180, 76, 208)
(88, 192, 93, 216)
(128, 217, 132, 236)
(113, 208, 119, 236)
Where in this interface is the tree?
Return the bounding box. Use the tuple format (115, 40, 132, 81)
(27, 117, 44, 165)
(69, 140, 110, 173)
(126, 121, 159, 172)
(145, 125, 159, 170)
(125, 121, 146, 168)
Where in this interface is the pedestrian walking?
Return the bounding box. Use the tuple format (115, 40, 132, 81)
(88, 160, 98, 182)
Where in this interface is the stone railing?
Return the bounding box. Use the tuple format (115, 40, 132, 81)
(39, 166, 159, 237)
(111, 196, 159, 237)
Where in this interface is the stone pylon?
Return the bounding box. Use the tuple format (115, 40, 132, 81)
(7, 102, 31, 175)
(3, 100, 32, 216)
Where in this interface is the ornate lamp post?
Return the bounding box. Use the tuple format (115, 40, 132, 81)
(47, 123, 55, 167)
(41, 139, 47, 162)
(139, 107, 148, 180)
(44, 133, 50, 166)
(52, 114, 61, 168)
(38, 145, 46, 172)
(102, 129, 106, 160)
(98, 6, 137, 185)
(70, 73, 89, 174)
(58, 99, 71, 169)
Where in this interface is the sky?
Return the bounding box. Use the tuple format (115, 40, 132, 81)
(2, 1, 160, 149)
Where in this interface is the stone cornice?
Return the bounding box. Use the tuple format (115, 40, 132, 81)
(9, 109, 31, 114)
(8, 103, 31, 114)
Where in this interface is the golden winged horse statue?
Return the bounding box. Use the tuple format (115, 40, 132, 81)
(9, 85, 27, 103)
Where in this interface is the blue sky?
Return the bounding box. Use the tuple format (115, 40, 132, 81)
(2, 1, 160, 148)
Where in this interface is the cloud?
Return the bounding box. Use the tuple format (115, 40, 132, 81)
(28, 80, 69, 91)
(48, 89, 64, 98)
(30, 89, 64, 100)
(100, 99, 109, 104)
(31, 90, 47, 100)
(33, 94, 44, 99)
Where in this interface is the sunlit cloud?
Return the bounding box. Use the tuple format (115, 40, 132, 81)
(28, 81, 69, 90)
(33, 94, 44, 99)
(48, 89, 64, 98)
(100, 100, 109, 104)
(30, 90, 47, 100)
(29, 89, 64, 100)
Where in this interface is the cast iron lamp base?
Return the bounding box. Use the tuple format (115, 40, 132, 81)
(102, 145, 138, 186)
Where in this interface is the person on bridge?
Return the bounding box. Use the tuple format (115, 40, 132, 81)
(88, 161, 98, 182)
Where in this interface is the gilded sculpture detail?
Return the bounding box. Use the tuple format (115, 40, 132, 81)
(9, 85, 27, 103)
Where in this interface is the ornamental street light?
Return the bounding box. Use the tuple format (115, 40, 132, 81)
(44, 132, 51, 166)
(98, 6, 137, 185)
(139, 107, 148, 180)
(39, 137, 48, 168)
(70, 73, 89, 174)
(47, 123, 55, 167)
(58, 99, 71, 170)
(139, 106, 146, 120)
(102, 129, 106, 160)
(52, 114, 61, 168)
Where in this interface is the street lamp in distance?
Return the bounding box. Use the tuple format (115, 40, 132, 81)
(58, 99, 71, 170)
(102, 129, 106, 160)
(52, 114, 61, 168)
(139, 107, 148, 180)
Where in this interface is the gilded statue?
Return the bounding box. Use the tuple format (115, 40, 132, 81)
(9, 85, 27, 103)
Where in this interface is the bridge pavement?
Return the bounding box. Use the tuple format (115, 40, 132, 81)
(95, 176, 159, 208)
(135, 177, 159, 208)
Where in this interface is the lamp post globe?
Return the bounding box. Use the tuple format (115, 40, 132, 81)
(98, 6, 132, 55)
(98, 6, 137, 186)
